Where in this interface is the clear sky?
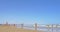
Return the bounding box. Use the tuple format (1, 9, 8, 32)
(0, 0, 60, 24)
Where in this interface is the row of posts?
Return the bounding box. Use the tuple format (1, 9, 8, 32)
(47, 24, 58, 32)
(20, 23, 37, 31)
(21, 24, 59, 32)
(4, 22, 59, 32)
(20, 23, 59, 32)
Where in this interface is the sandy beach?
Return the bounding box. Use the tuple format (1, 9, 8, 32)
(0, 25, 44, 32)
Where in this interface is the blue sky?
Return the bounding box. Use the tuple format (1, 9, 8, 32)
(0, 0, 60, 24)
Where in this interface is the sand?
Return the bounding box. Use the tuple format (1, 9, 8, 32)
(0, 25, 44, 32)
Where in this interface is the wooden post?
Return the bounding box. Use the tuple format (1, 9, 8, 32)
(47, 25, 50, 32)
(52, 24, 53, 32)
(21, 24, 24, 29)
(5, 22, 8, 26)
(14, 24, 16, 27)
(35, 23, 37, 32)
(56, 24, 58, 32)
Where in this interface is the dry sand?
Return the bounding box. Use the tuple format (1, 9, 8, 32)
(0, 25, 44, 32)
